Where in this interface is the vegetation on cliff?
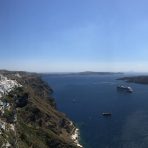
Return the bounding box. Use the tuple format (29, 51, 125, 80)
(0, 70, 80, 148)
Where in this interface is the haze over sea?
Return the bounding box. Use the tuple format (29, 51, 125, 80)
(1, 0, 148, 147)
(43, 73, 148, 148)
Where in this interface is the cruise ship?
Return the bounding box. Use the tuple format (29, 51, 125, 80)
(117, 85, 133, 93)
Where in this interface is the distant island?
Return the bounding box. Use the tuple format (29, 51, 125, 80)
(118, 76, 148, 84)
(76, 71, 123, 75)
(44, 71, 123, 76)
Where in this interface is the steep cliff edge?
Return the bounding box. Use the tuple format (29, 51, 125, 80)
(0, 70, 82, 148)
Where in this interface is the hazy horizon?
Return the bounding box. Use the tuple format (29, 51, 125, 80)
(1, 0, 148, 72)
(2, 69, 148, 75)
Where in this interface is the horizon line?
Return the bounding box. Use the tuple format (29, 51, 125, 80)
(1, 69, 148, 74)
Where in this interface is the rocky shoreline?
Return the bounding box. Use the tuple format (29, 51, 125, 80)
(71, 128, 83, 147)
(70, 121, 83, 147)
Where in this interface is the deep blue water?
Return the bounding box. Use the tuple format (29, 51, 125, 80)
(42, 74, 148, 148)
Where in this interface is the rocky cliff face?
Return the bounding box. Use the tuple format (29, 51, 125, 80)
(0, 70, 82, 148)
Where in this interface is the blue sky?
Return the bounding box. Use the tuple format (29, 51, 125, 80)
(0, 0, 148, 72)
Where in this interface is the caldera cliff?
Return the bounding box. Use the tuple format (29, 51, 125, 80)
(0, 70, 82, 148)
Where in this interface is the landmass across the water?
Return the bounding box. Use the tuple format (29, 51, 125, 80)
(43, 71, 124, 76)
(73, 71, 123, 75)
(118, 76, 148, 84)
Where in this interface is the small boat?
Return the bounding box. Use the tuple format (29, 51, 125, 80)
(117, 85, 133, 93)
(102, 112, 112, 116)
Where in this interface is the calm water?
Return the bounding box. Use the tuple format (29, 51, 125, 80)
(42, 74, 148, 148)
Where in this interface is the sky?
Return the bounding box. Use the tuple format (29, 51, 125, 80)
(0, 0, 148, 72)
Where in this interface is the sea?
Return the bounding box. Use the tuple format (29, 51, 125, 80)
(42, 74, 148, 148)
